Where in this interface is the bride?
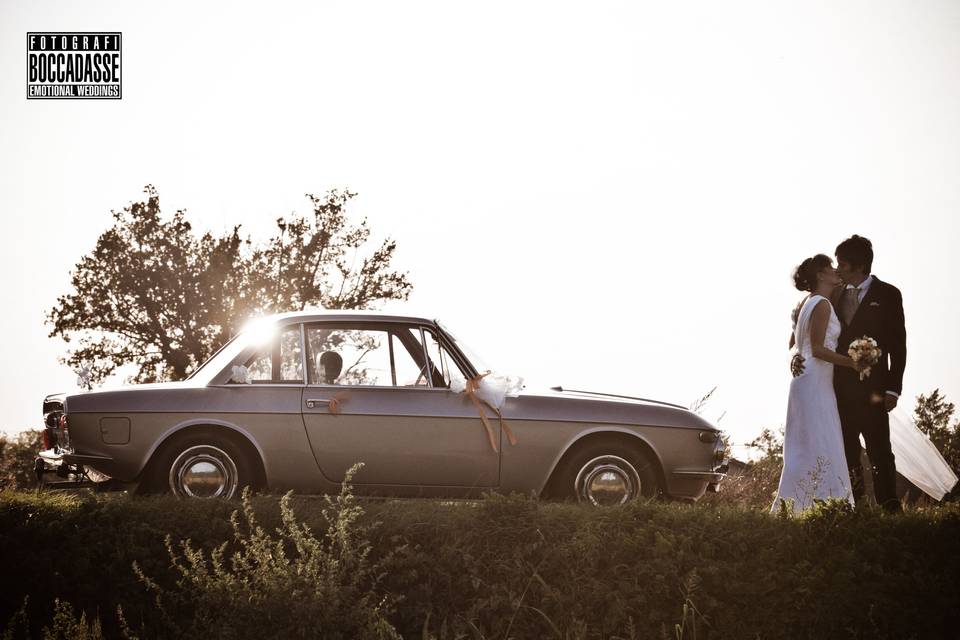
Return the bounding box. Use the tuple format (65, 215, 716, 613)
(772, 254, 865, 512)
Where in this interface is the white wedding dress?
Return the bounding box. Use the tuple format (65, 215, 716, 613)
(772, 295, 856, 513)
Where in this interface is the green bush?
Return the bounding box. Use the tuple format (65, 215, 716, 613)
(0, 431, 42, 491)
(2, 486, 959, 639)
(132, 463, 400, 640)
(702, 427, 783, 510)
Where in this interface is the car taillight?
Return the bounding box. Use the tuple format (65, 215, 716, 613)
(59, 414, 68, 430)
(42, 430, 51, 450)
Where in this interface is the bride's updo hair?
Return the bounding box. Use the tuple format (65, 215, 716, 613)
(793, 254, 832, 292)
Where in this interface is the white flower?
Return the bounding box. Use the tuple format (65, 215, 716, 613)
(449, 376, 467, 394)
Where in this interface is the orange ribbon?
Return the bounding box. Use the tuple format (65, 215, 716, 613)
(327, 391, 349, 415)
(464, 372, 518, 453)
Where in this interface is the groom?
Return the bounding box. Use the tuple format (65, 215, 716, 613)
(794, 235, 907, 512)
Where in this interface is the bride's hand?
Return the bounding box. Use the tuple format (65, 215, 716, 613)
(852, 359, 869, 372)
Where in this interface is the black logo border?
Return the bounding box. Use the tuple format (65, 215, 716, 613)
(26, 32, 123, 100)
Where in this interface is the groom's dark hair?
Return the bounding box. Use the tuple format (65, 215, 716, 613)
(835, 235, 873, 274)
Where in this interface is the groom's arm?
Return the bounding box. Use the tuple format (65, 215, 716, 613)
(886, 285, 907, 404)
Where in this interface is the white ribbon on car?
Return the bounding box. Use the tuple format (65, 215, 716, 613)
(451, 371, 523, 452)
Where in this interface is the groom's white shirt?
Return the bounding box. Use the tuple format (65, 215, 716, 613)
(845, 274, 874, 304)
(846, 274, 898, 399)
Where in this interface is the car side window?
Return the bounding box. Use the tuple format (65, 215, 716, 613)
(391, 332, 428, 386)
(305, 324, 427, 387)
(423, 329, 466, 388)
(242, 326, 304, 383)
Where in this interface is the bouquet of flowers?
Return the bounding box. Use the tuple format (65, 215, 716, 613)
(848, 336, 882, 381)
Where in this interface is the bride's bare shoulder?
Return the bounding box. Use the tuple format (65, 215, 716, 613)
(810, 297, 832, 318)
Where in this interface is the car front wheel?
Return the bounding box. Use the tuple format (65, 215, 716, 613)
(146, 431, 256, 499)
(554, 440, 660, 506)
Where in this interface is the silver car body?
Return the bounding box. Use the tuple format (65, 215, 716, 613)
(41, 311, 726, 500)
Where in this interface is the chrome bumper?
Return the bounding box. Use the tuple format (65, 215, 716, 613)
(35, 448, 116, 489)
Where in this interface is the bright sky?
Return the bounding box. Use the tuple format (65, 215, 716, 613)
(1, 1, 958, 458)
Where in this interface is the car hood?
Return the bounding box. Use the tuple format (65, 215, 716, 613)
(63, 380, 202, 412)
(510, 387, 719, 431)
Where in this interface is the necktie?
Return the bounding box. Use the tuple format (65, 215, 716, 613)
(840, 286, 859, 325)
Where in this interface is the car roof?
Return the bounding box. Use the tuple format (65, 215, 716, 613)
(252, 309, 437, 326)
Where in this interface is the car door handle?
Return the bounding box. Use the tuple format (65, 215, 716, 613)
(305, 392, 350, 414)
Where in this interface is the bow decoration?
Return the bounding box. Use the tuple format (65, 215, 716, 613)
(463, 372, 518, 453)
(327, 391, 349, 415)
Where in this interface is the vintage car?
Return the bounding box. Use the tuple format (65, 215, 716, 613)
(37, 310, 727, 505)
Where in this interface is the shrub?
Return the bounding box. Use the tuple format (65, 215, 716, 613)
(2, 483, 960, 638)
(0, 431, 42, 491)
(703, 427, 783, 510)
(131, 463, 400, 640)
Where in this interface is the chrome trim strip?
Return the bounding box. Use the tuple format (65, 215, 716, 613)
(301, 384, 451, 392)
(64, 453, 114, 464)
(208, 384, 307, 388)
(671, 470, 726, 478)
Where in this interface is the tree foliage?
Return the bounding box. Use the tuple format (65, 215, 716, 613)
(746, 426, 784, 463)
(47, 186, 412, 384)
(0, 430, 42, 490)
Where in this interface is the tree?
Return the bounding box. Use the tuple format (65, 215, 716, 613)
(48, 186, 413, 384)
(747, 426, 784, 463)
(914, 389, 960, 476)
(0, 430, 43, 490)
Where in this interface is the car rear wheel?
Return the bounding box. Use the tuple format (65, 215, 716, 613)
(145, 431, 257, 499)
(551, 440, 660, 506)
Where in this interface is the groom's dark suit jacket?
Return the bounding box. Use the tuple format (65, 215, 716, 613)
(834, 276, 907, 399)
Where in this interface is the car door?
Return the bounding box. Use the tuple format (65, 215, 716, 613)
(300, 321, 500, 488)
(211, 322, 325, 492)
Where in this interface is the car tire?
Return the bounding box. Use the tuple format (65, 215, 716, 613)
(143, 430, 258, 499)
(550, 439, 660, 506)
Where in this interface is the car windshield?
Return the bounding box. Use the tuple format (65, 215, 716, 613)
(188, 318, 280, 383)
(436, 320, 493, 373)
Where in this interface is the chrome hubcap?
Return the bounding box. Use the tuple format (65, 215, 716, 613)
(169, 445, 238, 499)
(574, 455, 641, 506)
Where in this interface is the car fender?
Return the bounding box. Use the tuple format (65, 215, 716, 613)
(539, 425, 664, 495)
(140, 417, 269, 480)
